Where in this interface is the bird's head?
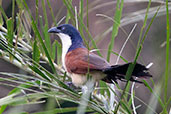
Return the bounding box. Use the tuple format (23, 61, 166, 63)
(48, 24, 85, 52)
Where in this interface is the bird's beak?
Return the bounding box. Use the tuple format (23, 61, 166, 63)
(48, 27, 61, 33)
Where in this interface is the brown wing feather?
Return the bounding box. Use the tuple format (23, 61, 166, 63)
(84, 53, 110, 70)
(65, 48, 110, 74)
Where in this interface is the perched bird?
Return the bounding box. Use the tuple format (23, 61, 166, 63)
(48, 24, 152, 87)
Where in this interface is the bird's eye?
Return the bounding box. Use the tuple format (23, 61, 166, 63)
(61, 27, 65, 30)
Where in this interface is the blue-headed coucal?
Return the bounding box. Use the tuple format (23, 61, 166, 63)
(48, 24, 152, 87)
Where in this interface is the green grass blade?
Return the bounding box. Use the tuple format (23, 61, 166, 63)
(55, 40, 62, 65)
(65, 10, 70, 24)
(86, 0, 89, 28)
(35, 0, 39, 24)
(12, 0, 15, 28)
(32, 40, 40, 63)
(124, 81, 131, 100)
(0, 5, 7, 22)
(141, 6, 160, 46)
(0, 12, 3, 26)
(136, 0, 151, 48)
(6, 19, 20, 62)
(0, 40, 22, 63)
(28, 65, 51, 81)
(52, 40, 56, 61)
(0, 105, 7, 114)
(0, 79, 36, 114)
(46, 0, 56, 24)
(63, 0, 75, 24)
(120, 100, 132, 114)
(7, 18, 14, 48)
(16, 0, 75, 93)
(143, 80, 167, 114)
(79, 0, 84, 21)
(31, 20, 57, 75)
(17, 0, 57, 75)
(79, 0, 84, 38)
(164, 0, 170, 105)
(107, 0, 124, 62)
(31, 107, 78, 114)
(41, 0, 51, 56)
(114, 1, 156, 113)
(0, 0, 3, 26)
(39, 15, 46, 55)
(125, 0, 159, 91)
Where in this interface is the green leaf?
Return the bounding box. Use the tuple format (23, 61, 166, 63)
(120, 100, 132, 114)
(32, 40, 40, 63)
(0, 5, 7, 22)
(124, 81, 131, 100)
(107, 0, 124, 62)
(0, 105, 7, 114)
(46, 0, 56, 24)
(164, 0, 170, 106)
(31, 20, 57, 75)
(99, 80, 110, 97)
(0, 12, 4, 26)
(56, 41, 62, 65)
(29, 65, 51, 81)
(7, 18, 14, 48)
(0, 92, 47, 106)
(31, 107, 78, 114)
(143, 80, 166, 113)
(0, 93, 17, 106)
(18, 0, 57, 76)
(52, 41, 56, 61)
(0, 40, 22, 63)
(143, 80, 152, 92)
(35, 0, 39, 24)
(6, 18, 14, 61)
(0, 76, 33, 114)
(41, 0, 52, 57)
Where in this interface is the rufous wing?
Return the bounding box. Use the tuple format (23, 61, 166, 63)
(65, 48, 110, 74)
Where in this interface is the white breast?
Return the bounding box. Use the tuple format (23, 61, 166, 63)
(71, 71, 106, 87)
(57, 33, 72, 71)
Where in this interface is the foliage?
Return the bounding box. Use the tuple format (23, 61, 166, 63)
(0, 0, 170, 114)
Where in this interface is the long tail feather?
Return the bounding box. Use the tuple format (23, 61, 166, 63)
(102, 63, 152, 83)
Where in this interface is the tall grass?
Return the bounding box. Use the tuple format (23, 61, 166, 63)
(0, 0, 170, 114)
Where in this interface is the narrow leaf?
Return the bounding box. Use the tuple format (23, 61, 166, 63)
(107, 0, 124, 62)
(7, 18, 14, 48)
(32, 40, 40, 63)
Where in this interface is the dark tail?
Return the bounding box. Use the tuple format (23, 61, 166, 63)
(102, 63, 152, 84)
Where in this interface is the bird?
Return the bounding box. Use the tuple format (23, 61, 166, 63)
(48, 24, 152, 87)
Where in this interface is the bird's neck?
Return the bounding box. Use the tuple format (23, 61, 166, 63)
(68, 40, 85, 52)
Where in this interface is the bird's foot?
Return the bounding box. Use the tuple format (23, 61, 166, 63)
(65, 82, 81, 92)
